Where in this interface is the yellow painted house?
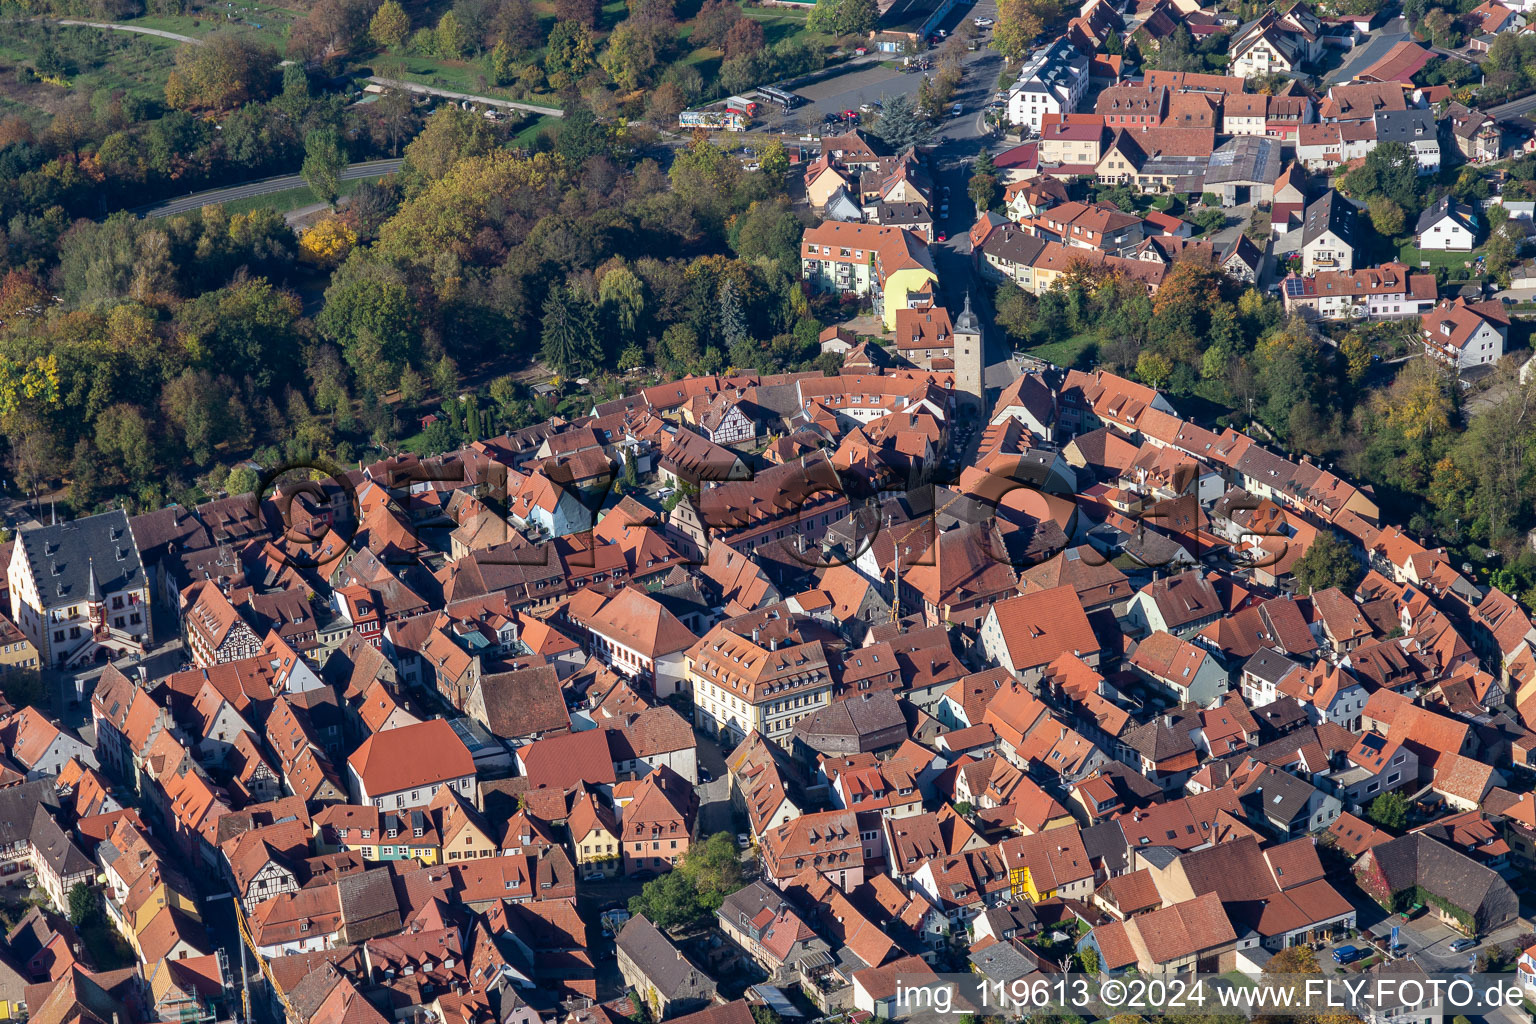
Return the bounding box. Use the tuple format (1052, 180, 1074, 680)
(568, 790, 622, 880)
(432, 783, 498, 863)
(800, 222, 939, 331)
(130, 880, 201, 933)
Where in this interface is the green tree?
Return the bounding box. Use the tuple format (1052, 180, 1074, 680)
(718, 279, 747, 350)
(807, 0, 877, 35)
(601, 22, 657, 91)
(1366, 790, 1409, 832)
(1345, 141, 1420, 211)
(1076, 947, 1100, 975)
(1292, 530, 1365, 594)
(432, 355, 460, 398)
(541, 285, 602, 376)
(1367, 196, 1406, 238)
(676, 832, 744, 911)
(1339, 332, 1371, 385)
(370, 0, 410, 48)
(225, 465, 261, 496)
(1485, 218, 1524, 286)
(67, 882, 96, 926)
(399, 366, 426, 405)
(545, 20, 597, 89)
(489, 39, 517, 84)
(870, 93, 935, 150)
(317, 276, 419, 395)
(759, 138, 790, 181)
(69, 440, 103, 515)
(599, 266, 647, 337)
(302, 128, 346, 205)
(1136, 350, 1174, 388)
(969, 166, 999, 213)
(436, 11, 470, 58)
(627, 871, 704, 930)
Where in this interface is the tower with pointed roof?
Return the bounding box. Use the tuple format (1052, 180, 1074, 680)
(954, 292, 984, 420)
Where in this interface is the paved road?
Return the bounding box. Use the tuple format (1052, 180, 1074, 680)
(56, 17, 197, 41)
(1486, 88, 1536, 120)
(750, 0, 993, 137)
(364, 76, 563, 118)
(137, 158, 403, 217)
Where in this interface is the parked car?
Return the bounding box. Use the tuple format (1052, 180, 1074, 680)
(951, 102, 963, 116)
(936, 230, 947, 242)
(1449, 937, 1478, 953)
(737, 833, 751, 848)
(1332, 945, 1364, 965)
(699, 767, 712, 783)
(974, 16, 994, 25)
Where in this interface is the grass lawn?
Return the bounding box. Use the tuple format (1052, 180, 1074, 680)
(1023, 332, 1098, 369)
(1395, 238, 1486, 273)
(385, 54, 498, 95)
(512, 113, 558, 148)
(741, 4, 830, 48)
(0, 29, 180, 106)
(121, 0, 299, 50)
(204, 176, 367, 217)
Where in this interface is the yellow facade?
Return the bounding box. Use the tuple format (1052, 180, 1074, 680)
(880, 266, 940, 331)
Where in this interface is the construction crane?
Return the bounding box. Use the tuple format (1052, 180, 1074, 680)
(231, 895, 299, 1024)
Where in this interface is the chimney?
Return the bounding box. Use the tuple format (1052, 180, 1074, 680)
(752, 626, 761, 644)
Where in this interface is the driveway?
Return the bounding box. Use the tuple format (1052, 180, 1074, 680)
(1326, 18, 1410, 85)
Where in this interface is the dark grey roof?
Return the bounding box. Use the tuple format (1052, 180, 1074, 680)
(30, 805, 93, 879)
(338, 867, 402, 942)
(1362, 833, 1517, 925)
(616, 915, 718, 1001)
(1414, 194, 1477, 235)
(979, 225, 1050, 269)
(1253, 695, 1310, 735)
(1300, 190, 1355, 248)
(0, 780, 60, 850)
(1123, 709, 1199, 760)
(1080, 820, 1129, 874)
(1240, 766, 1314, 827)
(17, 509, 144, 609)
(874, 201, 934, 227)
(969, 939, 1041, 983)
(1243, 648, 1300, 686)
(1223, 233, 1264, 270)
(1374, 108, 1437, 145)
(718, 880, 785, 926)
(792, 690, 906, 747)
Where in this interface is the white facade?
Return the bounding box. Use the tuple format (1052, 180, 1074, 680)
(1007, 41, 1089, 134)
(1417, 213, 1477, 251)
(347, 766, 477, 811)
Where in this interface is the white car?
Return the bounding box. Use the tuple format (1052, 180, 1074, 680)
(951, 102, 964, 116)
(974, 16, 994, 26)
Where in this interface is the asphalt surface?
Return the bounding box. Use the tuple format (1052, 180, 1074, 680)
(138, 158, 405, 218)
(57, 18, 197, 41)
(1323, 17, 1409, 85)
(364, 76, 563, 118)
(749, 0, 998, 137)
(1486, 88, 1536, 120)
